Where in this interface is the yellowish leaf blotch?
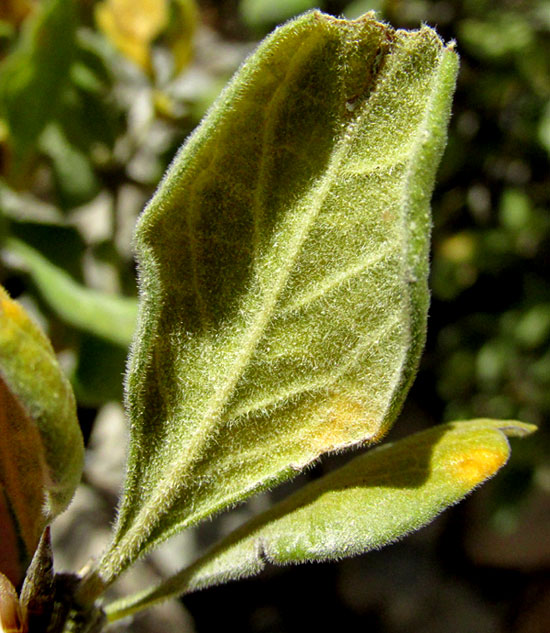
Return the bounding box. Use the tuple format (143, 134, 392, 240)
(311, 393, 380, 453)
(447, 446, 508, 488)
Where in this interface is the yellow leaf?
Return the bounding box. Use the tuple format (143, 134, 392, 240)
(0, 572, 23, 633)
(95, 0, 169, 74)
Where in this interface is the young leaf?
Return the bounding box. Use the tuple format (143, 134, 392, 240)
(0, 571, 23, 633)
(5, 238, 137, 347)
(19, 528, 55, 633)
(0, 285, 84, 585)
(105, 419, 536, 619)
(95, 11, 458, 585)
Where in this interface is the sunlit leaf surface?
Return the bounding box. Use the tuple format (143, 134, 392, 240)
(96, 11, 458, 585)
(106, 420, 536, 618)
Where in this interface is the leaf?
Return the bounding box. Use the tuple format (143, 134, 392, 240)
(165, 0, 198, 75)
(240, 0, 319, 31)
(94, 11, 458, 586)
(105, 419, 536, 619)
(95, 0, 197, 78)
(39, 123, 99, 208)
(19, 529, 55, 633)
(0, 285, 84, 585)
(0, 0, 76, 176)
(0, 571, 23, 633)
(5, 238, 137, 347)
(95, 0, 169, 75)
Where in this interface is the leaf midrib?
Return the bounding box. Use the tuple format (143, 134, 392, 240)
(112, 32, 449, 574)
(112, 31, 377, 561)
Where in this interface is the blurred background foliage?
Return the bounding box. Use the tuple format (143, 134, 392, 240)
(0, 0, 548, 632)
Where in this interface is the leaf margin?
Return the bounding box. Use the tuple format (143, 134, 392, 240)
(104, 418, 536, 620)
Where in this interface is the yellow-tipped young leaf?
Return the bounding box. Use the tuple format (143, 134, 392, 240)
(0, 286, 84, 586)
(105, 420, 536, 619)
(95, 11, 458, 585)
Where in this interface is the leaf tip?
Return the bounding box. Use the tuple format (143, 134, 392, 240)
(444, 419, 536, 489)
(496, 420, 538, 438)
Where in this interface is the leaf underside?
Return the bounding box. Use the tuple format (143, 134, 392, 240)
(105, 419, 536, 619)
(99, 11, 458, 582)
(0, 286, 84, 585)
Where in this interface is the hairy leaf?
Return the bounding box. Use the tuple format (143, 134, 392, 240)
(0, 285, 84, 585)
(5, 238, 137, 347)
(105, 420, 536, 618)
(96, 11, 458, 585)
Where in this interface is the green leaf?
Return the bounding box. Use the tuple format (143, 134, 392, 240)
(458, 15, 534, 61)
(344, 1, 384, 20)
(93, 11, 458, 587)
(165, 0, 199, 75)
(240, 0, 319, 31)
(5, 238, 137, 347)
(105, 419, 536, 619)
(0, 285, 84, 585)
(39, 123, 99, 208)
(0, 0, 77, 176)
